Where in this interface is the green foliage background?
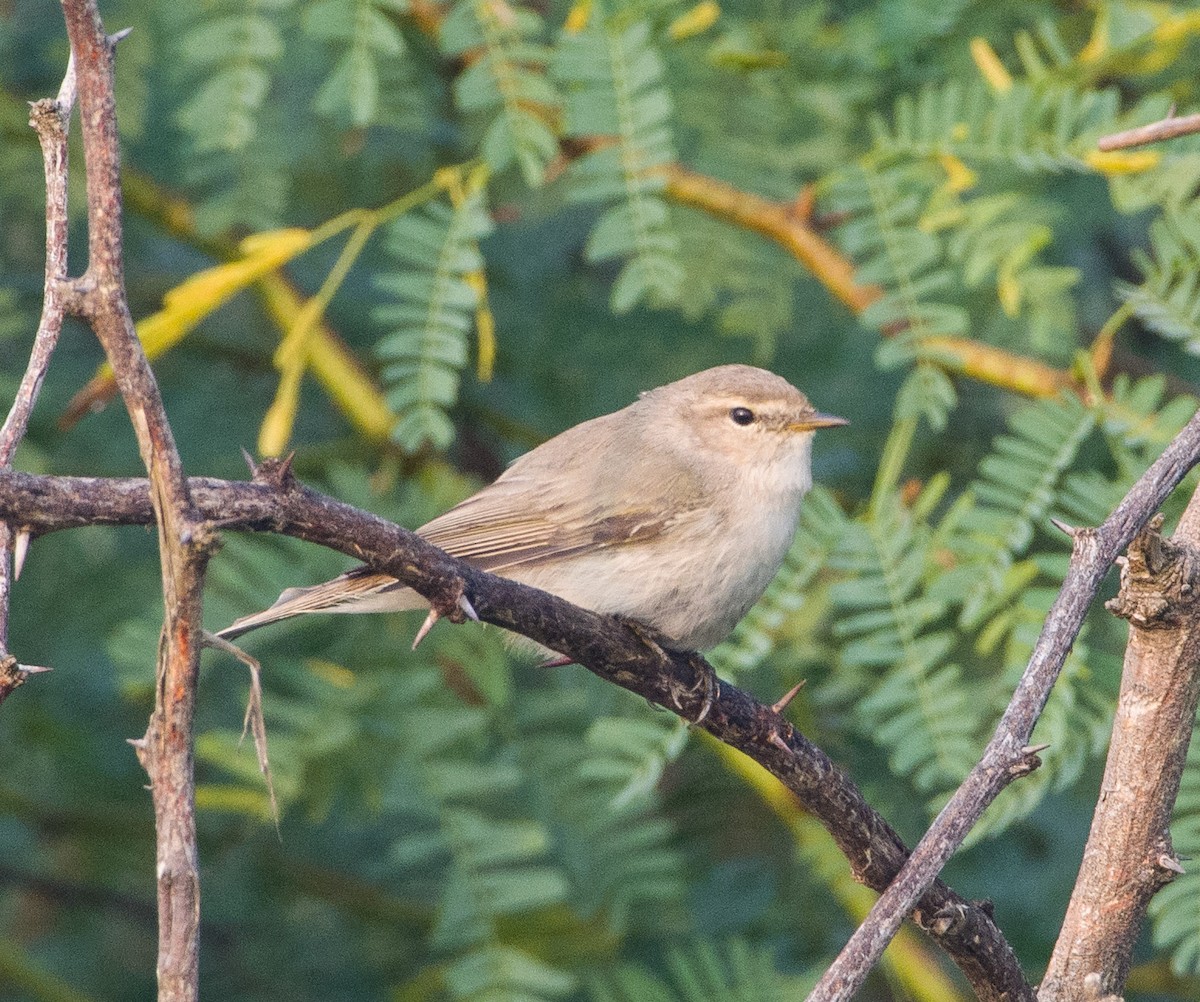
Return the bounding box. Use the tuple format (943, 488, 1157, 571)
(3, 0, 1200, 999)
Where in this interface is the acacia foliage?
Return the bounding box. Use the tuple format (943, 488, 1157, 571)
(3, 1, 1200, 999)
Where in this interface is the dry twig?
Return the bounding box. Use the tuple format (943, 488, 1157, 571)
(0, 51, 76, 673)
(1098, 111, 1200, 151)
(12, 3, 215, 997)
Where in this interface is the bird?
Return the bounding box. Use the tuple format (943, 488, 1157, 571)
(218, 364, 845, 654)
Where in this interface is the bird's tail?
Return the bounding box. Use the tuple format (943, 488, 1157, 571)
(216, 568, 425, 640)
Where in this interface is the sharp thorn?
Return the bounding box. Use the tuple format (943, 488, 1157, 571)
(109, 27, 133, 45)
(1049, 517, 1076, 537)
(1158, 853, 1186, 875)
(1168, 102, 1178, 119)
(1021, 742, 1051, 756)
(411, 608, 439, 650)
(240, 447, 258, 475)
(126, 736, 146, 749)
(768, 731, 792, 753)
(539, 655, 574, 668)
(12, 528, 31, 580)
(457, 593, 479, 622)
(18, 663, 52, 675)
(771, 679, 806, 714)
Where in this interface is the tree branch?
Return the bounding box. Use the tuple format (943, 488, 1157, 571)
(0, 51, 76, 683)
(1098, 111, 1200, 151)
(0, 466, 1034, 1002)
(1038, 494, 1200, 1000)
(54, 2, 211, 997)
(805, 403, 1200, 1002)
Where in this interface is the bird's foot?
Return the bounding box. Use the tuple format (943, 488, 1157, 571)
(616, 617, 720, 727)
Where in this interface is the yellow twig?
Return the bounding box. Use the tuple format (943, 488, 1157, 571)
(919, 336, 1071, 398)
(661, 163, 881, 315)
(662, 164, 1075, 399)
(65, 172, 396, 443)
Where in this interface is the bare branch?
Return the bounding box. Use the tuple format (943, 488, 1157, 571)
(806, 404, 1200, 1002)
(0, 467, 1034, 1002)
(0, 50, 77, 657)
(55, 2, 211, 997)
(1098, 111, 1200, 151)
(1039, 496, 1200, 1000)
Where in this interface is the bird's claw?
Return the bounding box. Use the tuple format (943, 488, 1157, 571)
(686, 654, 720, 727)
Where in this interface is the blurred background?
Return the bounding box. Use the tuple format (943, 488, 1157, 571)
(3, 0, 1200, 999)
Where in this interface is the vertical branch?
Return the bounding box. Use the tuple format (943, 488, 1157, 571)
(0, 52, 77, 699)
(58, 2, 214, 998)
(1038, 500, 1200, 1000)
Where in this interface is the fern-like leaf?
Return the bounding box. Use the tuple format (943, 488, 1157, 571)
(950, 393, 1095, 627)
(441, 0, 559, 186)
(824, 493, 981, 793)
(590, 940, 803, 1002)
(870, 80, 1121, 172)
(827, 161, 967, 347)
(517, 690, 689, 935)
(1119, 204, 1200, 354)
(175, 0, 288, 153)
(374, 185, 494, 452)
(304, 0, 408, 127)
(555, 19, 682, 312)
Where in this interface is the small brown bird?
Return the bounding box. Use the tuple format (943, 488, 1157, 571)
(220, 365, 845, 651)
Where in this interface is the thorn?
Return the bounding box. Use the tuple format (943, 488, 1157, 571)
(768, 730, 792, 753)
(1049, 517, 1077, 537)
(278, 451, 296, 483)
(771, 679, 806, 714)
(1115, 555, 1129, 568)
(126, 736, 146, 749)
(240, 447, 258, 475)
(411, 608, 439, 650)
(12, 528, 31, 580)
(1168, 102, 1178, 119)
(1158, 853, 1186, 875)
(1021, 742, 1051, 756)
(109, 27, 133, 45)
(457, 594, 479, 622)
(18, 663, 51, 675)
(539, 655, 574, 668)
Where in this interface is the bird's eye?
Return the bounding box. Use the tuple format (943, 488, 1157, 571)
(729, 407, 755, 426)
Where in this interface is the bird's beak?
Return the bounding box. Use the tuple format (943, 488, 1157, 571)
(789, 411, 849, 432)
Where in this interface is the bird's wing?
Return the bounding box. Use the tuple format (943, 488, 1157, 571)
(416, 476, 695, 572)
(217, 567, 416, 639)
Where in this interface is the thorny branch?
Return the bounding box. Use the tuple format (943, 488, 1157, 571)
(0, 466, 1032, 1002)
(4, 1, 214, 998)
(0, 51, 75, 693)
